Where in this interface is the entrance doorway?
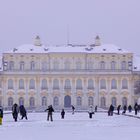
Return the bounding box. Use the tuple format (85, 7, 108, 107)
(64, 95, 71, 107)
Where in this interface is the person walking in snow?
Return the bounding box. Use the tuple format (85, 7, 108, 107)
(88, 105, 94, 118)
(71, 105, 75, 114)
(117, 105, 121, 115)
(19, 105, 28, 120)
(0, 106, 3, 125)
(134, 103, 138, 115)
(45, 105, 54, 121)
(128, 105, 132, 113)
(122, 105, 127, 114)
(12, 103, 19, 122)
(95, 106, 97, 112)
(61, 109, 65, 119)
(108, 104, 114, 116)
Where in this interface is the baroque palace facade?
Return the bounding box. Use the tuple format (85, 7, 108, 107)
(0, 36, 140, 110)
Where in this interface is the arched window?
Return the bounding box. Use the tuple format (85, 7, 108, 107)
(111, 97, 117, 107)
(64, 79, 71, 89)
(42, 96, 47, 106)
(77, 96, 82, 106)
(88, 97, 94, 106)
(20, 61, 24, 70)
(88, 79, 94, 89)
(111, 61, 116, 70)
(29, 97, 35, 107)
(76, 79, 82, 89)
(19, 79, 24, 89)
(8, 79, 14, 89)
(100, 79, 106, 89)
(64, 61, 71, 70)
(100, 97, 106, 108)
(100, 61, 105, 70)
(53, 79, 59, 89)
(53, 61, 59, 70)
(42, 61, 48, 71)
(29, 79, 35, 89)
(19, 97, 24, 106)
(8, 97, 13, 107)
(122, 97, 127, 106)
(53, 96, 59, 106)
(87, 61, 93, 70)
(30, 61, 35, 70)
(121, 61, 127, 70)
(76, 61, 82, 70)
(9, 61, 14, 70)
(111, 79, 117, 89)
(41, 79, 47, 89)
(122, 79, 128, 89)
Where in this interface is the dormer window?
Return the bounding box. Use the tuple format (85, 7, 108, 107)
(13, 48, 18, 52)
(44, 48, 48, 51)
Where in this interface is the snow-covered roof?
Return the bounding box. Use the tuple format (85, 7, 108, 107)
(4, 44, 131, 54)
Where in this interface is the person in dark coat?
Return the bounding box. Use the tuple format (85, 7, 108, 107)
(19, 105, 27, 120)
(71, 105, 75, 114)
(122, 105, 127, 114)
(12, 103, 19, 122)
(134, 103, 138, 115)
(61, 109, 65, 119)
(95, 106, 97, 112)
(128, 105, 132, 113)
(108, 104, 114, 116)
(45, 105, 54, 121)
(0, 106, 3, 125)
(117, 105, 121, 115)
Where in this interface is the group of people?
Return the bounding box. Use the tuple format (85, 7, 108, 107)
(45, 105, 97, 121)
(0, 103, 28, 124)
(12, 103, 28, 122)
(45, 105, 76, 121)
(108, 103, 140, 116)
(1, 103, 140, 124)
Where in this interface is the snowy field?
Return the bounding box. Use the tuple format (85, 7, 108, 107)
(0, 112, 140, 140)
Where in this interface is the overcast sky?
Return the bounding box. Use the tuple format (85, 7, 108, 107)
(0, 0, 140, 54)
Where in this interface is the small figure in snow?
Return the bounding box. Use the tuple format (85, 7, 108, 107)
(45, 105, 54, 121)
(134, 103, 138, 115)
(88, 105, 94, 118)
(122, 105, 127, 114)
(117, 105, 121, 115)
(61, 109, 65, 119)
(0, 106, 3, 125)
(12, 103, 19, 122)
(108, 104, 114, 116)
(71, 105, 75, 114)
(95, 106, 97, 112)
(128, 105, 132, 113)
(19, 105, 28, 120)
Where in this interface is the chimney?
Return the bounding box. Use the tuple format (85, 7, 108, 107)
(34, 35, 42, 46)
(95, 35, 101, 46)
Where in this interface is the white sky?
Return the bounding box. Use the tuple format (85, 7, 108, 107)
(0, 0, 140, 54)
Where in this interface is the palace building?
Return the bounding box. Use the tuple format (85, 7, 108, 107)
(0, 36, 140, 110)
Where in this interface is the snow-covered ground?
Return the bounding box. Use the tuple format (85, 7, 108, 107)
(0, 112, 140, 140)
